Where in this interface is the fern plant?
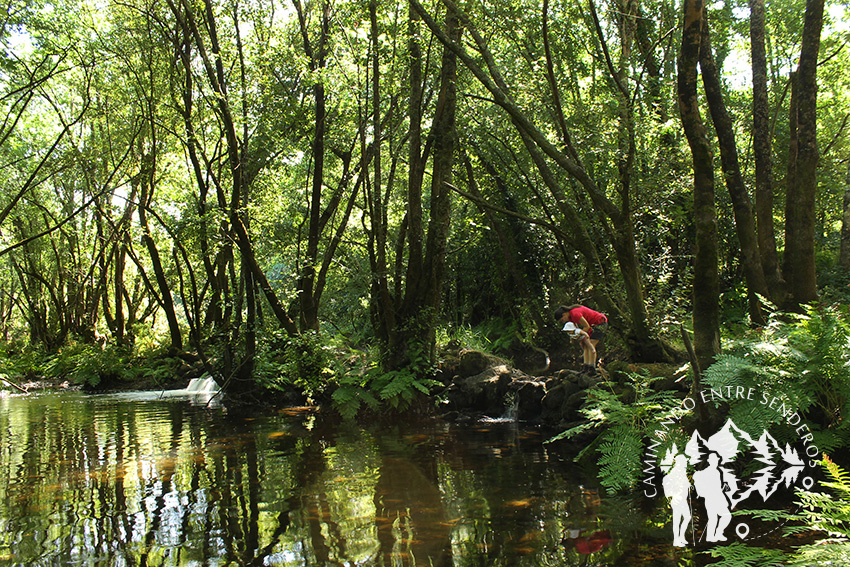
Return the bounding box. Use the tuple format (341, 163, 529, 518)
(708, 456, 850, 567)
(331, 341, 440, 419)
(706, 541, 786, 566)
(704, 304, 850, 452)
(785, 455, 850, 566)
(548, 372, 685, 494)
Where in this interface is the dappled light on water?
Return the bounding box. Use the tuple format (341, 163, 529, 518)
(0, 392, 689, 566)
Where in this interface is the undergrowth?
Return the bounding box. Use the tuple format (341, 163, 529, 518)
(547, 372, 686, 494)
(331, 340, 440, 420)
(704, 303, 850, 453)
(707, 456, 850, 566)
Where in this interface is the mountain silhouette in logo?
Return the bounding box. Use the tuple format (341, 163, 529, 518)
(683, 419, 804, 507)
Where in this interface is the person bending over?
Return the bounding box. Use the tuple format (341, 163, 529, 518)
(554, 304, 608, 375)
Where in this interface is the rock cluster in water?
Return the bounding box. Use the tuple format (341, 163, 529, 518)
(436, 349, 686, 429)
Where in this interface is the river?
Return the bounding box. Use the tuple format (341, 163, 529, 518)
(0, 387, 687, 566)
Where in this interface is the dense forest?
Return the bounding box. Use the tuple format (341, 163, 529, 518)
(0, 0, 848, 405)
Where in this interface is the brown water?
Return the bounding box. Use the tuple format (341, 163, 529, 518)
(0, 390, 689, 566)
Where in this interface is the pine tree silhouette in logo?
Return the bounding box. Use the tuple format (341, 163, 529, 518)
(660, 419, 805, 546)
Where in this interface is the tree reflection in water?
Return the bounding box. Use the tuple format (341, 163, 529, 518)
(0, 392, 685, 566)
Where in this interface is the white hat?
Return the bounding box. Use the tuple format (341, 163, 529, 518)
(563, 322, 581, 336)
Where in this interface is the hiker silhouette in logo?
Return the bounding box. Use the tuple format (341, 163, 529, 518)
(693, 452, 733, 542)
(662, 453, 692, 547)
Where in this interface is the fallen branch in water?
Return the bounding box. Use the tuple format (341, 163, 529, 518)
(0, 375, 27, 393)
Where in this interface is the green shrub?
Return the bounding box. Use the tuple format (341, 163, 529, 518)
(331, 340, 439, 420)
(253, 330, 337, 395)
(44, 342, 134, 387)
(704, 304, 850, 453)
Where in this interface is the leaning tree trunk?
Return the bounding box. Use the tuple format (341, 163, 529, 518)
(698, 14, 768, 325)
(138, 152, 184, 352)
(678, 0, 720, 367)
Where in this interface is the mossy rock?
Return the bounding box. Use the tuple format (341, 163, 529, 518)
(458, 350, 491, 377)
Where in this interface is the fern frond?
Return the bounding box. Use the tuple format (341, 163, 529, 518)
(794, 456, 850, 541)
(597, 424, 643, 493)
(735, 508, 796, 523)
(822, 455, 850, 497)
(706, 542, 785, 567)
(332, 385, 363, 420)
(546, 420, 599, 443)
(787, 541, 850, 567)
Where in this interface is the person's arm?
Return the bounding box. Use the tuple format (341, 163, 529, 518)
(572, 329, 590, 342)
(578, 316, 592, 335)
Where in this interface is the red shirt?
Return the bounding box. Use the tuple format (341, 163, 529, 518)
(569, 306, 607, 328)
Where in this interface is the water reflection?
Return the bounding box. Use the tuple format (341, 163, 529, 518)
(0, 392, 686, 566)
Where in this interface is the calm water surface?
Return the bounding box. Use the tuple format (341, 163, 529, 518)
(0, 389, 687, 566)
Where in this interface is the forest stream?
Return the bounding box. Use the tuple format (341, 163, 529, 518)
(0, 384, 699, 567)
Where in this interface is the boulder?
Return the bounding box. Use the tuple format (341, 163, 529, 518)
(445, 364, 512, 415)
(515, 379, 547, 421)
(457, 350, 492, 377)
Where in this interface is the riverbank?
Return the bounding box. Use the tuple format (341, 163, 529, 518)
(1, 345, 686, 431)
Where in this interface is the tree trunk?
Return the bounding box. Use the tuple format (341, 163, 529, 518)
(606, 0, 668, 360)
(421, 6, 459, 325)
(784, 0, 824, 306)
(384, 4, 460, 369)
(783, 71, 800, 295)
(412, 0, 672, 361)
(367, 0, 395, 347)
(138, 151, 184, 352)
(749, 0, 788, 304)
(414, 4, 459, 364)
(678, 0, 720, 366)
(297, 0, 329, 332)
(840, 165, 850, 269)
(698, 14, 768, 325)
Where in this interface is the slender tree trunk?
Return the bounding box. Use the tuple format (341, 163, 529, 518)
(784, 0, 824, 306)
(698, 14, 768, 325)
(783, 71, 800, 293)
(840, 165, 850, 269)
(138, 144, 184, 351)
(421, 5, 458, 318)
(113, 242, 126, 345)
(678, 0, 720, 366)
(607, 0, 666, 359)
(749, 0, 787, 303)
(400, 0, 425, 317)
(367, 0, 395, 347)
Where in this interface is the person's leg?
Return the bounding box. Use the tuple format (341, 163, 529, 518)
(579, 337, 591, 364)
(579, 338, 597, 374)
(588, 339, 599, 366)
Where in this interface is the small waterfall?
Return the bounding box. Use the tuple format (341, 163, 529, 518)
(480, 392, 519, 423)
(501, 392, 519, 421)
(185, 376, 220, 394)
